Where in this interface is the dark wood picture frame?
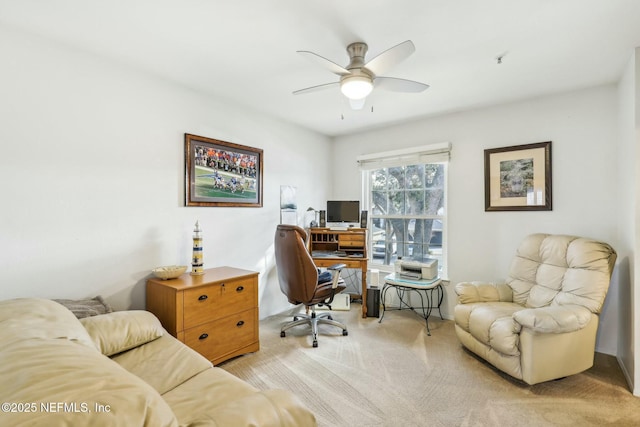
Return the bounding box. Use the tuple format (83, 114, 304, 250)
(484, 141, 552, 211)
(185, 133, 263, 207)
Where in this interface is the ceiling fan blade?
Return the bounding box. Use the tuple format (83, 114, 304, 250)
(364, 40, 415, 76)
(374, 77, 429, 93)
(293, 81, 340, 95)
(297, 51, 351, 76)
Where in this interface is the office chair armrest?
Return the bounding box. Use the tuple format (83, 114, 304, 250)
(325, 263, 347, 289)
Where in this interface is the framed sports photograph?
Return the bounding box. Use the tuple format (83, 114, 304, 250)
(185, 133, 263, 207)
(484, 141, 552, 211)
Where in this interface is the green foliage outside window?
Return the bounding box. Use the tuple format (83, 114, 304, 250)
(369, 163, 445, 268)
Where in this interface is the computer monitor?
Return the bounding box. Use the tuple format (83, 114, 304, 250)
(326, 200, 360, 224)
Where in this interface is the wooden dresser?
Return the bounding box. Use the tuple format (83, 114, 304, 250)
(146, 266, 259, 365)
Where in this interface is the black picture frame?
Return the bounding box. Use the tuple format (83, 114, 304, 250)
(484, 141, 552, 211)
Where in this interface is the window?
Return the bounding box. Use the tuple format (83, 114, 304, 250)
(358, 143, 449, 277)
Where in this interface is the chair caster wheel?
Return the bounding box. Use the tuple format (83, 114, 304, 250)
(342, 330, 348, 336)
(312, 340, 318, 348)
(280, 331, 286, 337)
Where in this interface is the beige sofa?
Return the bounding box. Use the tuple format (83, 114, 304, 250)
(0, 298, 316, 426)
(454, 233, 616, 385)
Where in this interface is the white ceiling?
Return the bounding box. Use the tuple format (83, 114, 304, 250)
(2, 0, 640, 137)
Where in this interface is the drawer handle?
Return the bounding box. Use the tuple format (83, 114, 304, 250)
(199, 333, 208, 340)
(236, 286, 244, 292)
(236, 320, 245, 327)
(198, 295, 208, 301)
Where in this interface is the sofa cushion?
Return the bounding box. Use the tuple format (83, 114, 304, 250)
(1, 338, 179, 427)
(0, 298, 179, 426)
(162, 367, 317, 427)
(0, 297, 96, 350)
(112, 332, 213, 395)
(81, 310, 164, 356)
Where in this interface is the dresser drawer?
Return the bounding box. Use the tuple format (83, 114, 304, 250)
(184, 308, 258, 363)
(339, 234, 365, 247)
(183, 277, 257, 329)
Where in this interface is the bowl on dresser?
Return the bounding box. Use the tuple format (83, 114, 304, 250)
(151, 265, 188, 280)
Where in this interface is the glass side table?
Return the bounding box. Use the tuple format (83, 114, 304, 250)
(379, 273, 443, 336)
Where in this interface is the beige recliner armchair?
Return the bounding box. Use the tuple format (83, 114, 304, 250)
(454, 233, 616, 385)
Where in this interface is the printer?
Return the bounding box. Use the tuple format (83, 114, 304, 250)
(395, 259, 438, 280)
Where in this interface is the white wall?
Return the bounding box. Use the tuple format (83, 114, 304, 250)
(0, 23, 631, 364)
(0, 25, 332, 318)
(333, 85, 622, 355)
(615, 48, 636, 392)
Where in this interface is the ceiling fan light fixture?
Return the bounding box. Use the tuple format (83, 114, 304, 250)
(349, 98, 366, 110)
(340, 75, 373, 100)
(294, 40, 428, 108)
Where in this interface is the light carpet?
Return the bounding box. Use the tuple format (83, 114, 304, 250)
(220, 303, 640, 427)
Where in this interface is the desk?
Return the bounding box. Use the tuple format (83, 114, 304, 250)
(379, 273, 443, 335)
(308, 228, 368, 318)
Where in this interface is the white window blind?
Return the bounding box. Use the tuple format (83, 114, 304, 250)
(357, 142, 451, 170)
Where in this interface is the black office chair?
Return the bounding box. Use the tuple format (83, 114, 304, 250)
(274, 224, 348, 348)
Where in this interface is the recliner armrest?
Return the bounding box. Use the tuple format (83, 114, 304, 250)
(513, 305, 593, 333)
(454, 281, 513, 304)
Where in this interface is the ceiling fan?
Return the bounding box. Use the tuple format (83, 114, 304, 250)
(293, 40, 429, 110)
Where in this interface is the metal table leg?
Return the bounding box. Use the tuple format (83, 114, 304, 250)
(378, 281, 444, 336)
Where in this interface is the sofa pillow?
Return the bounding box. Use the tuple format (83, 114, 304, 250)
(54, 295, 113, 318)
(81, 310, 164, 356)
